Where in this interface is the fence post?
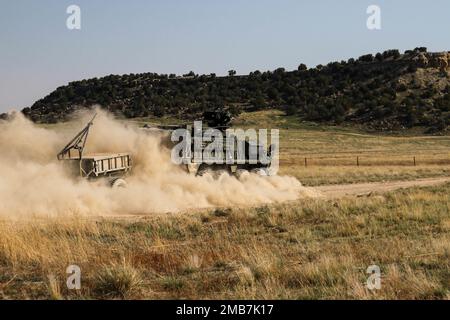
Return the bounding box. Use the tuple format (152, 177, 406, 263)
(357, 156, 360, 167)
(413, 156, 416, 166)
(304, 157, 308, 167)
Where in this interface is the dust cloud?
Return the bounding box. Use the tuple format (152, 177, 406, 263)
(0, 109, 312, 217)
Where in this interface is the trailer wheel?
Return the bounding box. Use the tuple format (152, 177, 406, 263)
(111, 178, 127, 188)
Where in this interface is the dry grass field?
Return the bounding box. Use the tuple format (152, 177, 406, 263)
(0, 183, 449, 299)
(1, 110, 449, 299)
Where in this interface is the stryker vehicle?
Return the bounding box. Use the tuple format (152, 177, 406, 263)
(57, 114, 132, 188)
(143, 108, 277, 177)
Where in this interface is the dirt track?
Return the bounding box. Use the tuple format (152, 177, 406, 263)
(101, 177, 450, 219)
(314, 176, 450, 198)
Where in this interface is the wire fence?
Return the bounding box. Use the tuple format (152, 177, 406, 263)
(280, 153, 450, 167)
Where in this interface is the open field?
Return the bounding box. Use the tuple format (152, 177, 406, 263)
(236, 111, 450, 186)
(1, 110, 449, 299)
(0, 183, 449, 299)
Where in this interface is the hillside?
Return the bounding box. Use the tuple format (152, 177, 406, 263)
(11, 47, 450, 132)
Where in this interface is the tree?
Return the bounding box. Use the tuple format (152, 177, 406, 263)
(183, 71, 196, 77)
(358, 54, 374, 62)
(153, 104, 165, 117)
(382, 49, 400, 60)
(298, 63, 307, 71)
(228, 70, 236, 76)
(251, 94, 266, 109)
(285, 104, 297, 116)
(267, 87, 280, 100)
(375, 52, 383, 62)
(414, 47, 427, 53)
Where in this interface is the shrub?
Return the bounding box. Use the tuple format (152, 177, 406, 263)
(94, 262, 143, 299)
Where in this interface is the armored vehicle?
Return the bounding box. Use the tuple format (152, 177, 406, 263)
(143, 108, 277, 177)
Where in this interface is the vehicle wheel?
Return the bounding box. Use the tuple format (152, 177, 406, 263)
(212, 169, 230, 179)
(111, 178, 127, 188)
(251, 168, 269, 176)
(186, 163, 200, 175)
(196, 166, 211, 177)
(234, 169, 250, 179)
(197, 164, 231, 179)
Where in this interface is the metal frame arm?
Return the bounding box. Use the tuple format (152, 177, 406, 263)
(57, 114, 97, 160)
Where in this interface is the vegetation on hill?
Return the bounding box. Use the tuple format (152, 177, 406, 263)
(11, 47, 450, 132)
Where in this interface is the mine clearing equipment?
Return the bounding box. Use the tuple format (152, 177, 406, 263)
(57, 114, 132, 188)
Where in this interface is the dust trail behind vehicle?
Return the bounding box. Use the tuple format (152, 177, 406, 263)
(0, 109, 314, 217)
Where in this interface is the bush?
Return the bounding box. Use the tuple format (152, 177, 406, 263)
(94, 262, 143, 298)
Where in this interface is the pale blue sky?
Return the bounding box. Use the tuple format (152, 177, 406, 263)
(1, 0, 449, 112)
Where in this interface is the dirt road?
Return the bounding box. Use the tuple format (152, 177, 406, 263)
(314, 176, 450, 198)
(103, 177, 450, 219)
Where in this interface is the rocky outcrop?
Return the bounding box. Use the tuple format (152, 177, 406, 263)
(412, 52, 429, 68)
(431, 52, 450, 71)
(412, 51, 450, 71)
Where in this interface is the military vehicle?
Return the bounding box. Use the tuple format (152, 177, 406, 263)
(143, 108, 277, 178)
(57, 114, 132, 188)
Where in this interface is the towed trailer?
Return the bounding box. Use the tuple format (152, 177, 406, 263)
(57, 114, 132, 188)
